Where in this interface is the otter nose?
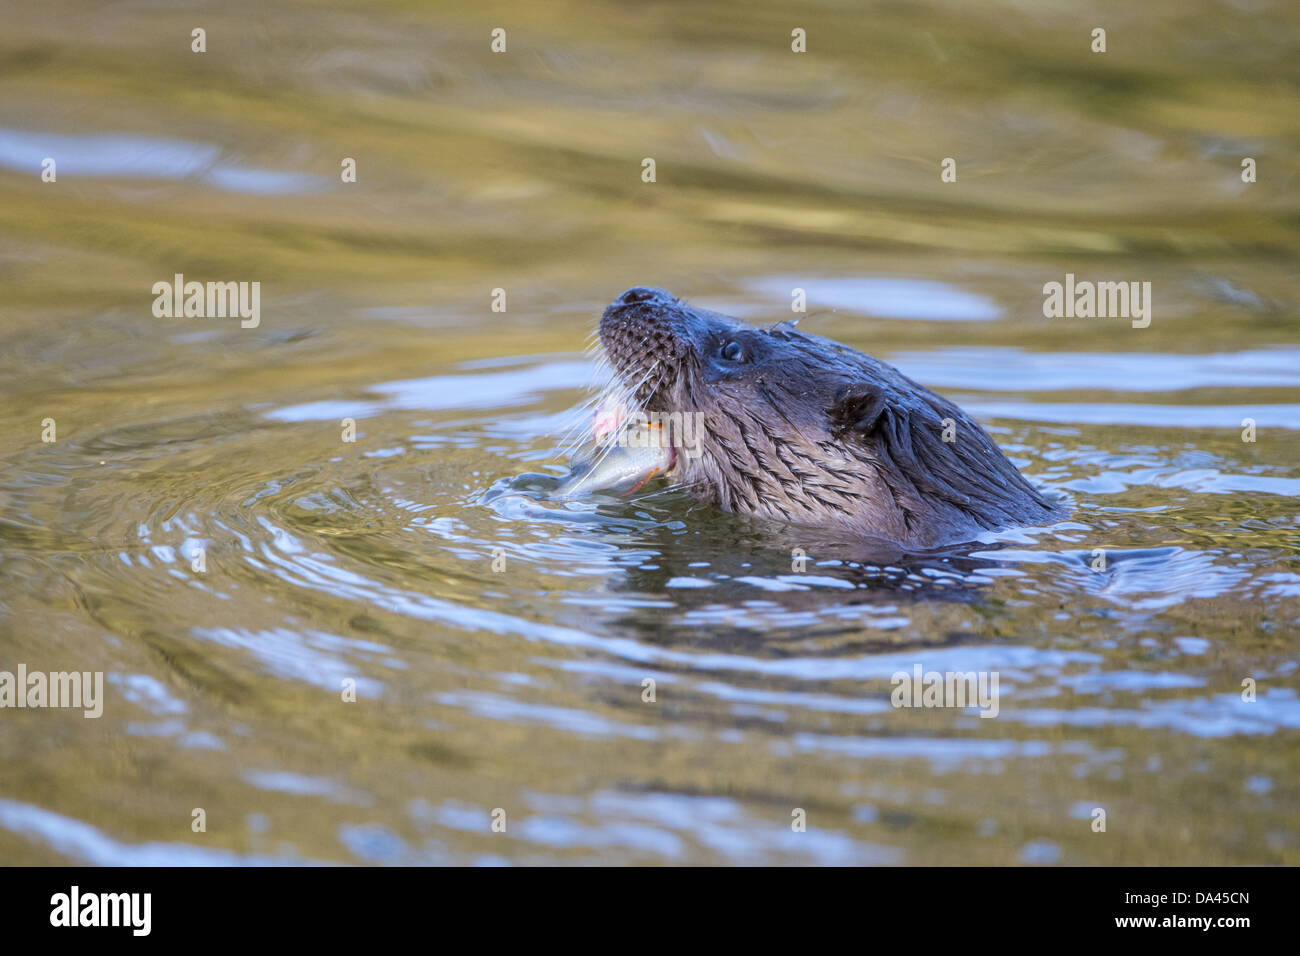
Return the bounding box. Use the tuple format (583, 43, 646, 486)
(616, 286, 665, 306)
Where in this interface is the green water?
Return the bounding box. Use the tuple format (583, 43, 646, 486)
(0, 0, 1297, 864)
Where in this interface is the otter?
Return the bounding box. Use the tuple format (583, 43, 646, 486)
(595, 286, 1063, 549)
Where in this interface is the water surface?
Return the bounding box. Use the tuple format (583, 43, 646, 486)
(1, 0, 1297, 865)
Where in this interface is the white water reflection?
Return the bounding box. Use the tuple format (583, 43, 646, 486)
(0, 798, 317, 866)
(890, 347, 1300, 391)
(0, 128, 321, 195)
(746, 276, 1002, 321)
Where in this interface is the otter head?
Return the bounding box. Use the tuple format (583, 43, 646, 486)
(598, 286, 1061, 548)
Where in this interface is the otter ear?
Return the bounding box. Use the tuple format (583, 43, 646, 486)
(829, 384, 889, 438)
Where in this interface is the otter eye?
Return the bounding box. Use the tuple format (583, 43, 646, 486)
(720, 341, 745, 362)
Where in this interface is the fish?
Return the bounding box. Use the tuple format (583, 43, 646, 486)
(555, 421, 674, 497)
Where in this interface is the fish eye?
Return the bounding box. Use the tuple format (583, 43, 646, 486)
(720, 340, 745, 362)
